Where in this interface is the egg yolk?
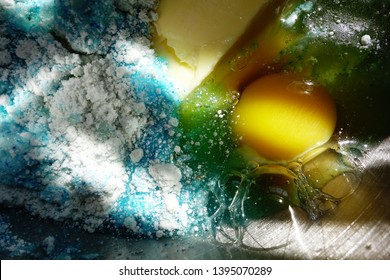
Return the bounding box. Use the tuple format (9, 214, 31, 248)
(232, 73, 337, 161)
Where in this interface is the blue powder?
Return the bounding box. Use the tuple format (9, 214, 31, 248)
(0, 0, 208, 247)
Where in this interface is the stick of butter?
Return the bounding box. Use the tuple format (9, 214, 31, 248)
(154, 0, 270, 97)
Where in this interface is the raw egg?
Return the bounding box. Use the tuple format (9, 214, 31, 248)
(232, 73, 337, 161)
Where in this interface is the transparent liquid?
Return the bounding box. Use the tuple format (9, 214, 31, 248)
(207, 138, 366, 247)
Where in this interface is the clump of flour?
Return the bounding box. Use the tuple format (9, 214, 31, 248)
(0, 0, 206, 235)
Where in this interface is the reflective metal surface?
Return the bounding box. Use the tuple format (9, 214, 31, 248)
(215, 137, 390, 259)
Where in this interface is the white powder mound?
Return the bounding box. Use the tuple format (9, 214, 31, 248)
(126, 163, 190, 235)
(0, 0, 205, 235)
(149, 163, 187, 232)
(130, 148, 144, 163)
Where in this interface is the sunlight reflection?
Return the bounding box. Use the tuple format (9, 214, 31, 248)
(288, 205, 312, 258)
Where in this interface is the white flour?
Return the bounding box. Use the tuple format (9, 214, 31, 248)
(0, 0, 205, 235)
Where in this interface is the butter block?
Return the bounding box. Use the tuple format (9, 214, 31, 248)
(154, 0, 270, 96)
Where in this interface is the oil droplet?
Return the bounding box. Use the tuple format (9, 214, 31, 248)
(227, 90, 240, 106)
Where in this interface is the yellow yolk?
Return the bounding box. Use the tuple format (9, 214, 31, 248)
(232, 73, 337, 161)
